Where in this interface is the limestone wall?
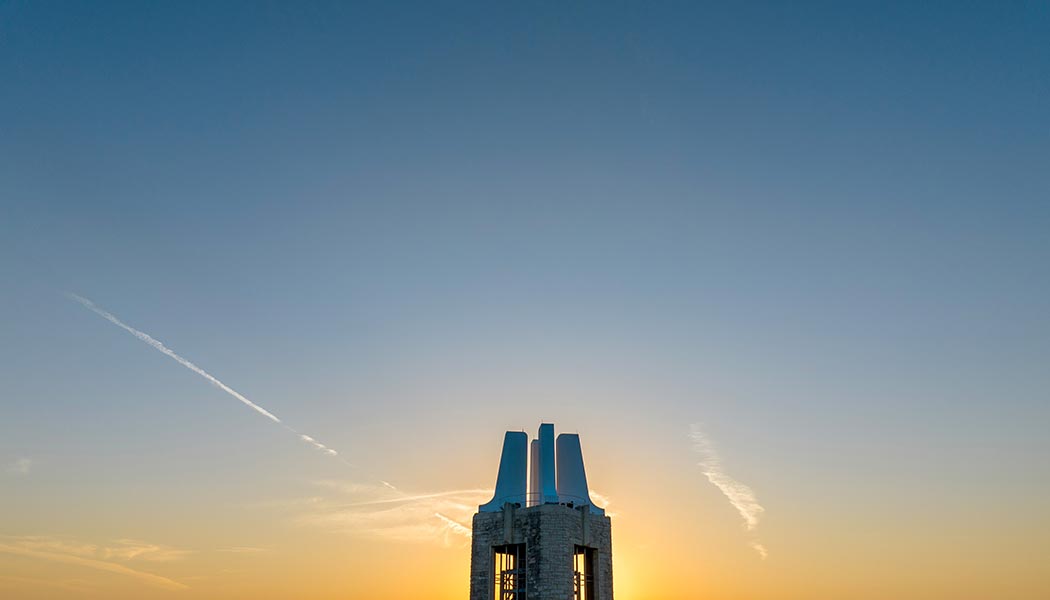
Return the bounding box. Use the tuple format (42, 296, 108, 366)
(469, 503, 613, 600)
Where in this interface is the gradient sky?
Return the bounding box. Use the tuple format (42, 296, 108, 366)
(2, 2, 1049, 598)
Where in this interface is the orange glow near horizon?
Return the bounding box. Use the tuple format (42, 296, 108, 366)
(5, 436, 1047, 600)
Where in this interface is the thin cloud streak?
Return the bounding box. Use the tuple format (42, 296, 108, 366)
(0, 574, 98, 595)
(101, 539, 192, 562)
(750, 541, 769, 560)
(68, 293, 342, 460)
(216, 546, 269, 554)
(286, 480, 616, 546)
(1, 536, 192, 564)
(287, 481, 492, 547)
(0, 537, 187, 591)
(690, 423, 768, 559)
(434, 512, 472, 539)
(331, 488, 492, 508)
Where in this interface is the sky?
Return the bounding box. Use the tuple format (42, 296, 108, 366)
(1, 1, 1049, 598)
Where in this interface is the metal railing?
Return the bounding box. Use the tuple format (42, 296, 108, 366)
(487, 492, 596, 508)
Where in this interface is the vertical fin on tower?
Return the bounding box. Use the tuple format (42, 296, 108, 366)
(556, 433, 604, 515)
(479, 431, 528, 512)
(538, 423, 559, 504)
(528, 438, 541, 507)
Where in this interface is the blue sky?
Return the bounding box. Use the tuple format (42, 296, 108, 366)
(1, 2, 1048, 598)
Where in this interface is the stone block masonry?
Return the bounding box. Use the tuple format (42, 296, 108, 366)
(470, 503, 613, 600)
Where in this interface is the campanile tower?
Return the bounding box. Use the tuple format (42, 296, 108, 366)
(470, 423, 613, 600)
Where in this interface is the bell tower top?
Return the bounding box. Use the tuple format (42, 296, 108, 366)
(479, 423, 604, 515)
(471, 423, 613, 600)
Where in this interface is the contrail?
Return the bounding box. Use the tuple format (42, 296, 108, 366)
(690, 423, 767, 558)
(434, 512, 471, 538)
(68, 293, 342, 459)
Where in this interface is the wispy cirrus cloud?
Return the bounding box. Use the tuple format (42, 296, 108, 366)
(282, 481, 616, 547)
(689, 424, 768, 559)
(0, 536, 188, 590)
(7, 457, 32, 475)
(0, 574, 99, 595)
(0, 536, 192, 564)
(749, 541, 769, 560)
(280, 481, 491, 547)
(216, 546, 270, 554)
(588, 490, 616, 517)
(100, 539, 193, 562)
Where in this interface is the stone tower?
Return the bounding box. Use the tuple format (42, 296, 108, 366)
(470, 423, 613, 600)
